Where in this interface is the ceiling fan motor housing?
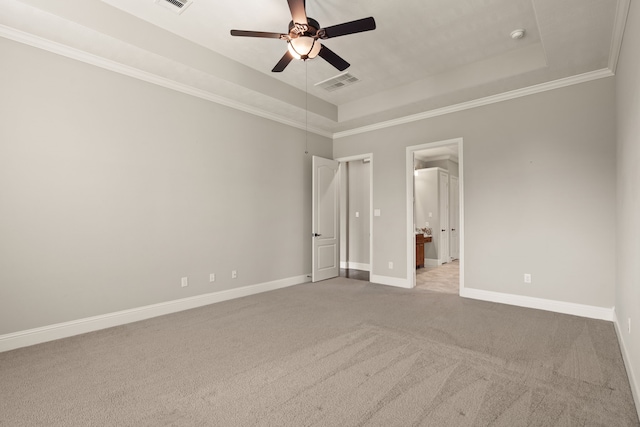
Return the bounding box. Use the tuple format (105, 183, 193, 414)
(288, 17, 320, 37)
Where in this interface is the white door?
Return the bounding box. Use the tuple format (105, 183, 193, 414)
(450, 175, 460, 260)
(312, 156, 340, 282)
(438, 170, 450, 264)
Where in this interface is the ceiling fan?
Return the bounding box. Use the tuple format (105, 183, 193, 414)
(230, 0, 376, 72)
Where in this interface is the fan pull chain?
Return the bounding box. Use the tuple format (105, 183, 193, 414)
(305, 60, 309, 155)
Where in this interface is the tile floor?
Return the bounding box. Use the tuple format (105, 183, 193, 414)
(415, 260, 460, 294)
(339, 261, 460, 295)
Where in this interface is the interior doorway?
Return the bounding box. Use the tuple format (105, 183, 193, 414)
(406, 139, 463, 291)
(337, 154, 373, 282)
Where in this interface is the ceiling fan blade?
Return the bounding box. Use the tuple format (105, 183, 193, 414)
(320, 17, 376, 39)
(272, 51, 294, 72)
(287, 0, 308, 25)
(318, 45, 350, 71)
(230, 30, 285, 39)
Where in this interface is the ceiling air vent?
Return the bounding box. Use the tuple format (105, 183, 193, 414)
(154, 0, 193, 14)
(315, 73, 360, 92)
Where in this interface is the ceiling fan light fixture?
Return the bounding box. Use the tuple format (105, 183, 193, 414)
(230, 0, 376, 72)
(288, 36, 321, 60)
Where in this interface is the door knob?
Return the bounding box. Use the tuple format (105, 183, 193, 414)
(441, 229, 446, 232)
(313, 233, 322, 237)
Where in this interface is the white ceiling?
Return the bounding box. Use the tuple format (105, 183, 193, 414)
(1, 0, 628, 136)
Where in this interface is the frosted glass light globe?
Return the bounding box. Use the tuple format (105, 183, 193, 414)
(287, 36, 321, 60)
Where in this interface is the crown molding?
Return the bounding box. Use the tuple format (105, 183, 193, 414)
(0, 24, 334, 139)
(608, 0, 632, 74)
(333, 68, 614, 139)
(0, 22, 618, 141)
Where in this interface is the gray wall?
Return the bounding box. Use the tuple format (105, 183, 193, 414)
(0, 38, 332, 335)
(334, 77, 616, 309)
(615, 0, 640, 411)
(347, 161, 371, 266)
(339, 160, 371, 268)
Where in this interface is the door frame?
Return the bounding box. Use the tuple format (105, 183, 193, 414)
(438, 169, 450, 265)
(406, 138, 464, 290)
(450, 175, 460, 260)
(336, 153, 373, 275)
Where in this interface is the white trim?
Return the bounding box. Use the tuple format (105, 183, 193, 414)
(0, 24, 333, 139)
(0, 25, 617, 142)
(0, 274, 310, 353)
(335, 153, 374, 283)
(608, 0, 632, 74)
(346, 262, 370, 271)
(424, 259, 440, 267)
(335, 154, 373, 163)
(334, 69, 614, 139)
(370, 274, 412, 289)
(340, 261, 371, 271)
(613, 309, 640, 422)
(407, 138, 464, 291)
(460, 287, 614, 321)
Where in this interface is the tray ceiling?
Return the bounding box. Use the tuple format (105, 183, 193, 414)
(0, 0, 629, 136)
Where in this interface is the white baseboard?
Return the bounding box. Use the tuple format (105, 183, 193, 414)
(424, 259, 440, 267)
(0, 274, 311, 353)
(370, 274, 412, 289)
(340, 262, 371, 271)
(348, 262, 370, 271)
(460, 287, 614, 321)
(613, 309, 640, 422)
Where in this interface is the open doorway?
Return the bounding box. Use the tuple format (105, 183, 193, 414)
(406, 139, 463, 292)
(337, 154, 373, 282)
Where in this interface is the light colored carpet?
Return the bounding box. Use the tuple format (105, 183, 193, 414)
(416, 260, 460, 294)
(1, 277, 638, 426)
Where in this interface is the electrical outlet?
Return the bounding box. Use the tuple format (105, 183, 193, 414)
(524, 273, 531, 284)
(209, 273, 216, 283)
(181, 277, 188, 288)
(388, 262, 393, 269)
(629, 318, 632, 334)
(232, 270, 237, 279)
